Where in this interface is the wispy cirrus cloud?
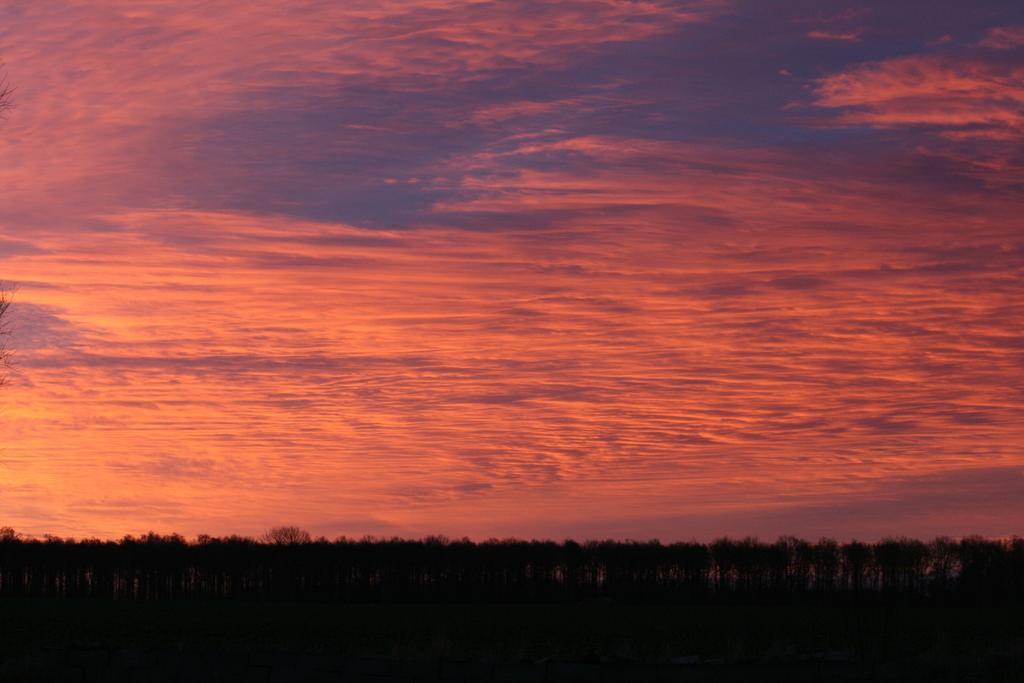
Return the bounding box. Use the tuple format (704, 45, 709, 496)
(807, 30, 861, 42)
(811, 54, 1024, 136)
(0, 0, 715, 224)
(980, 25, 1024, 49)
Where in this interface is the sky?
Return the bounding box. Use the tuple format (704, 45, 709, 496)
(0, 0, 1022, 541)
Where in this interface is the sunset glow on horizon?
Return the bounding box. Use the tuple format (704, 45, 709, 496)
(1, 1, 1022, 541)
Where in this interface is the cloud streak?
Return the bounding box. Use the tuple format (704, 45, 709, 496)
(813, 54, 1024, 134)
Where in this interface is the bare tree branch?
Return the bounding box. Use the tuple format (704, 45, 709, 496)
(0, 72, 11, 116)
(0, 70, 11, 385)
(0, 286, 11, 387)
(261, 526, 312, 545)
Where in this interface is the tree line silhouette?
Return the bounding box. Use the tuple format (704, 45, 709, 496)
(0, 529, 1021, 605)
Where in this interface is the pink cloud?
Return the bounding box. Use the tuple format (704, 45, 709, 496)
(0, 1, 711, 219)
(807, 30, 861, 42)
(979, 25, 1024, 49)
(812, 54, 1024, 138)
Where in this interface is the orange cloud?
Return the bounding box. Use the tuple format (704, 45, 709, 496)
(4, 135, 1022, 539)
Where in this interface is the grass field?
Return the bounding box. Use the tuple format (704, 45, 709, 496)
(2, 600, 1021, 662)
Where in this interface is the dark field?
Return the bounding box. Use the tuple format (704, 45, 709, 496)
(3, 535, 1023, 679)
(2, 600, 1023, 681)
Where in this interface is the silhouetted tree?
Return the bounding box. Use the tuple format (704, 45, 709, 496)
(0, 534, 1021, 604)
(262, 526, 312, 545)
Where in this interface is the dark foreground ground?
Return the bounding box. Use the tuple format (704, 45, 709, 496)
(1, 601, 1022, 682)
